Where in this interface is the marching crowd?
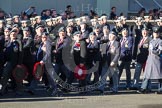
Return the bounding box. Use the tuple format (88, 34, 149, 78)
(0, 6, 162, 96)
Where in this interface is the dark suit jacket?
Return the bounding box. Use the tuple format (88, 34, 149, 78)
(106, 41, 120, 66)
(112, 26, 123, 41)
(0, 36, 5, 66)
(41, 41, 51, 64)
(55, 36, 70, 64)
(36, 42, 43, 62)
(87, 41, 100, 65)
(120, 36, 134, 62)
(72, 40, 87, 65)
(102, 22, 110, 30)
(0, 36, 4, 52)
(81, 30, 89, 39)
(4, 40, 20, 66)
(96, 32, 104, 41)
(99, 35, 109, 64)
(22, 37, 34, 63)
(136, 36, 152, 63)
(132, 25, 144, 59)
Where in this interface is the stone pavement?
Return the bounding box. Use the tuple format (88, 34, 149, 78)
(0, 68, 162, 108)
(0, 92, 162, 108)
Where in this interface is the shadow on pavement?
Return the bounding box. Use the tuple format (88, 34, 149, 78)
(0, 97, 64, 103)
(138, 104, 162, 108)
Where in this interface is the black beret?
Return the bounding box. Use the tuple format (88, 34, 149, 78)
(109, 31, 117, 36)
(22, 27, 30, 31)
(80, 21, 86, 25)
(66, 25, 73, 28)
(35, 24, 44, 29)
(103, 26, 109, 30)
(4, 27, 12, 31)
(42, 32, 49, 36)
(142, 27, 149, 31)
(89, 32, 96, 36)
(121, 28, 128, 32)
(73, 31, 81, 36)
(153, 26, 160, 33)
(67, 5, 71, 8)
(9, 29, 17, 34)
(5, 24, 12, 28)
(12, 24, 19, 28)
(58, 27, 65, 32)
(94, 24, 101, 29)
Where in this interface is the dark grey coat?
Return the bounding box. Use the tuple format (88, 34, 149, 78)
(144, 38, 162, 79)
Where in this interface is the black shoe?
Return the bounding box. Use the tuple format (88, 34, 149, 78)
(61, 88, 70, 93)
(109, 91, 118, 95)
(126, 87, 131, 90)
(95, 89, 104, 93)
(130, 87, 138, 90)
(47, 88, 61, 97)
(24, 89, 35, 95)
(97, 89, 105, 94)
(79, 91, 88, 95)
(46, 86, 50, 91)
(50, 90, 59, 96)
(132, 63, 136, 68)
(47, 87, 53, 95)
(0, 91, 4, 96)
(137, 89, 149, 94)
(0, 87, 8, 96)
(155, 91, 162, 94)
(100, 90, 104, 94)
(15, 91, 24, 96)
(27, 90, 35, 95)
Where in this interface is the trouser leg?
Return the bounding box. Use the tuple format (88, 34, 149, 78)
(99, 63, 109, 91)
(125, 61, 131, 88)
(0, 62, 13, 93)
(132, 62, 143, 88)
(93, 71, 99, 83)
(158, 79, 162, 92)
(118, 61, 125, 85)
(141, 78, 151, 90)
(109, 67, 119, 92)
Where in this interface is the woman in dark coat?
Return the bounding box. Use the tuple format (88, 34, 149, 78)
(22, 27, 34, 83)
(86, 32, 100, 84)
(71, 31, 87, 87)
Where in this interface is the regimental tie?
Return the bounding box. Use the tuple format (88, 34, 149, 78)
(138, 37, 146, 48)
(22, 38, 28, 44)
(121, 37, 127, 47)
(56, 38, 63, 49)
(107, 41, 112, 51)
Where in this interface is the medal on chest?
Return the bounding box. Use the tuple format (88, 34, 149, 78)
(125, 40, 128, 48)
